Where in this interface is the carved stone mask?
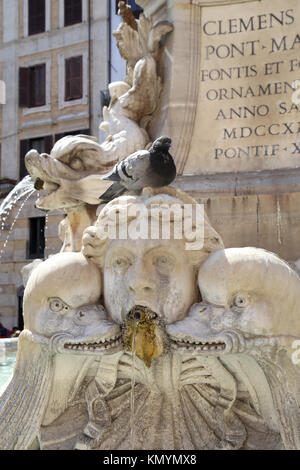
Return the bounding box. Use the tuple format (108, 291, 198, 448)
(104, 238, 198, 325)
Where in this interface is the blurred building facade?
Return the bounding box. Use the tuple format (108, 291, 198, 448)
(0, 0, 134, 329)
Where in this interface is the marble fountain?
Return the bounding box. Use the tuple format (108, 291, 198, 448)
(0, 1, 300, 450)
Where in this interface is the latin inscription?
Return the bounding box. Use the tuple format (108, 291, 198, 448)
(187, 0, 300, 173)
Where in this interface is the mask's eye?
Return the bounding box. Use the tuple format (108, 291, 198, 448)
(112, 256, 131, 274)
(232, 294, 248, 309)
(49, 297, 69, 313)
(153, 254, 174, 274)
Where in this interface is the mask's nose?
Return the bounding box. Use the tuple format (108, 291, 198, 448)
(127, 259, 155, 296)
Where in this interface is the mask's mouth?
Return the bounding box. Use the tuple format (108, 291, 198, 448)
(122, 305, 168, 367)
(121, 301, 159, 322)
(126, 305, 159, 322)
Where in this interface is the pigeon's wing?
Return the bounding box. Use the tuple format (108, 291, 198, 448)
(99, 182, 127, 202)
(120, 150, 150, 183)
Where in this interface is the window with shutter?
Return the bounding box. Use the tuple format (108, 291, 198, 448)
(17, 287, 24, 330)
(55, 129, 90, 142)
(30, 137, 45, 154)
(65, 56, 83, 101)
(54, 133, 66, 143)
(19, 68, 30, 108)
(44, 135, 53, 153)
(19, 140, 31, 179)
(28, 0, 46, 36)
(19, 64, 46, 108)
(64, 0, 82, 26)
(29, 64, 46, 107)
(28, 217, 45, 259)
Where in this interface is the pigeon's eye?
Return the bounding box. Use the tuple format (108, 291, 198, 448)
(232, 294, 248, 310)
(49, 297, 69, 313)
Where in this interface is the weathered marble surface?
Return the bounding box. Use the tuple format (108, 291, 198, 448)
(1, 188, 300, 450)
(1, 0, 300, 452)
(23, 6, 173, 254)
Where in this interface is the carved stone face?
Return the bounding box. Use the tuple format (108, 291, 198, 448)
(103, 238, 199, 325)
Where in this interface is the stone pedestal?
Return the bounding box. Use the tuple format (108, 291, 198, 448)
(139, 0, 300, 261)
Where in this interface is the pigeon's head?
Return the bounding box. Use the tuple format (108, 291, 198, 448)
(151, 136, 172, 151)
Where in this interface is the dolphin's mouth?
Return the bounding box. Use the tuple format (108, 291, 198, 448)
(34, 180, 62, 210)
(167, 328, 247, 355)
(35, 179, 60, 193)
(25, 150, 83, 209)
(63, 333, 123, 353)
(168, 327, 300, 355)
(25, 151, 63, 208)
(51, 326, 123, 355)
(36, 180, 60, 201)
(169, 336, 226, 353)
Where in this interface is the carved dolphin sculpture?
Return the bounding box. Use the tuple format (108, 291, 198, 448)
(168, 247, 300, 449)
(24, 132, 149, 211)
(0, 252, 122, 450)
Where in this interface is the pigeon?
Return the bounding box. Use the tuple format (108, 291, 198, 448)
(99, 136, 176, 202)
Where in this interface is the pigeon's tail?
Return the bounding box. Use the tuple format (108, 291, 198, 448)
(99, 182, 127, 202)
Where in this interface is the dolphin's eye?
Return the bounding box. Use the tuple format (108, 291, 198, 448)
(232, 294, 248, 309)
(49, 297, 69, 313)
(70, 158, 84, 171)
